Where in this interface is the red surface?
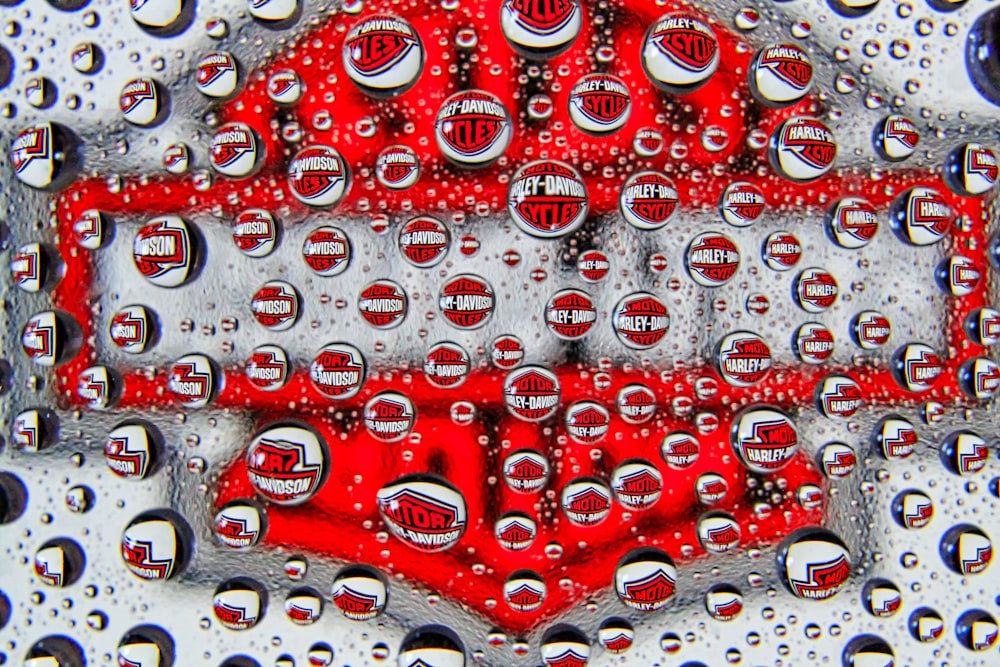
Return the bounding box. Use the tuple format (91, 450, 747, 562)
(47, 0, 993, 633)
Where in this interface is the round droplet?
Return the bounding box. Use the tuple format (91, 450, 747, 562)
(214, 499, 266, 549)
(374, 144, 420, 190)
(23, 636, 86, 667)
(310, 342, 366, 399)
(619, 172, 678, 230)
(597, 618, 633, 653)
(10, 122, 82, 191)
(615, 548, 677, 612)
(827, 198, 878, 249)
(686, 232, 740, 287)
(121, 509, 191, 581)
(940, 524, 993, 575)
(892, 490, 933, 529)
(761, 231, 801, 273)
(307, 643, 334, 667)
(735, 6, 760, 30)
(873, 115, 919, 162)
(245, 423, 328, 505)
(794, 268, 839, 313)
(342, 15, 423, 98)
(21, 310, 80, 367)
(525, 93, 553, 120)
(612, 292, 670, 349)
(641, 13, 719, 94)
(210, 122, 260, 178)
(720, 182, 766, 228)
(863, 579, 902, 618)
(958, 357, 1000, 401)
(163, 143, 189, 174)
(267, 69, 302, 105)
(435, 90, 512, 168)
(364, 392, 416, 443)
(617, 384, 656, 424)
(118, 625, 176, 667)
(541, 627, 589, 667)
(503, 450, 549, 493)
(104, 421, 160, 480)
(769, 117, 837, 182)
(561, 477, 612, 526)
(119, 78, 167, 127)
(874, 415, 918, 460)
(818, 442, 857, 479)
(715, 331, 771, 387)
(10, 242, 54, 293)
(842, 635, 894, 667)
(660, 632, 682, 653)
(501, 0, 581, 58)
(945, 143, 998, 196)
(398, 216, 449, 268)
(941, 430, 989, 475)
(34, 538, 85, 588)
(697, 511, 741, 553)
(504, 365, 560, 422)
(890, 187, 953, 246)
(0, 473, 27, 524)
(495, 512, 537, 551)
(909, 607, 945, 643)
(956, 609, 998, 651)
(132, 216, 197, 288)
(73, 209, 109, 250)
(424, 341, 470, 389)
(660, 431, 699, 470)
(815, 374, 863, 420)
(245, 344, 289, 392)
(71, 42, 102, 74)
(568, 73, 632, 135)
(504, 570, 546, 612)
(64, 485, 94, 514)
(749, 43, 813, 106)
(77, 365, 120, 410)
(731, 406, 799, 474)
(213, 578, 266, 631)
(247, 0, 297, 22)
(439, 274, 495, 329)
(332, 565, 388, 621)
(399, 626, 465, 667)
(491, 334, 524, 369)
(891, 343, 943, 393)
(965, 307, 1000, 346)
(696, 473, 729, 504)
(377, 474, 467, 553)
(545, 289, 596, 340)
(507, 160, 589, 239)
(611, 459, 662, 510)
(285, 587, 323, 625)
(288, 146, 351, 208)
(778, 527, 851, 600)
(576, 250, 609, 283)
(851, 311, 891, 350)
(219, 657, 262, 667)
(12, 408, 56, 452)
(251, 281, 299, 331)
(936, 255, 982, 297)
(109, 305, 157, 356)
(357, 280, 407, 330)
(168, 354, 219, 408)
(706, 584, 744, 621)
(633, 128, 664, 157)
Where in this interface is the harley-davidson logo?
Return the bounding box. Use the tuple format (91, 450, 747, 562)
(650, 17, 717, 71)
